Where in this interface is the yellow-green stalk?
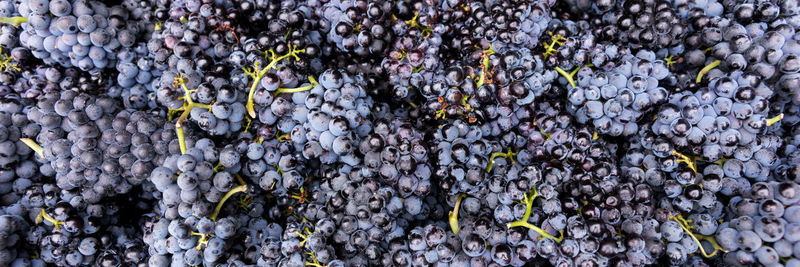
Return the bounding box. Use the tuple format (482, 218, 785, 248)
(170, 74, 210, 154)
(695, 59, 720, 83)
(670, 214, 727, 257)
(554, 64, 592, 88)
(506, 188, 564, 243)
(486, 148, 518, 173)
(210, 184, 248, 220)
(20, 138, 43, 158)
(35, 209, 64, 230)
(242, 45, 306, 118)
(449, 193, 466, 234)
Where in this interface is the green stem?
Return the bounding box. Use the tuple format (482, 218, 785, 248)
(553, 64, 593, 88)
(664, 54, 678, 68)
(672, 150, 697, 174)
(172, 75, 210, 155)
(670, 214, 727, 257)
(542, 32, 565, 57)
(486, 148, 518, 173)
(276, 133, 292, 142)
(449, 193, 466, 234)
(0, 16, 27, 26)
(434, 103, 448, 120)
(244, 45, 306, 118)
(0, 46, 19, 72)
(766, 113, 784, 127)
(305, 251, 324, 267)
(273, 76, 319, 96)
(191, 231, 212, 250)
(20, 138, 43, 158)
(295, 230, 309, 247)
(210, 184, 248, 220)
(554, 66, 577, 88)
(289, 187, 307, 203)
(234, 174, 246, 186)
(476, 45, 495, 88)
(213, 162, 224, 173)
(506, 188, 563, 243)
(36, 209, 64, 230)
(176, 126, 186, 154)
(695, 59, 720, 83)
(404, 12, 432, 34)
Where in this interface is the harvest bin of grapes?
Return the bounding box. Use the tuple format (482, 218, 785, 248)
(0, 0, 798, 266)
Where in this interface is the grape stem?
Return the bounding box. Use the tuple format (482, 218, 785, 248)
(434, 97, 449, 120)
(766, 113, 784, 127)
(542, 32, 566, 58)
(210, 184, 248, 220)
(35, 209, 64, 230)
(273, 76, 319, 96)
(276, 132, 292, 142)
(0, 46, 19, 72)
(506, 188, 564, 243)
(289, 187, 308, 204)
(215, 25, 239, 44)
(554, 64, 592, 88)
(461, 95, 472, 112)
(672, 150, 698, 175)
(486, 148, 518, 173)
(305, 251, 326, 267)
(476, 44, 496, 88)
(0, 16, 27, 27)
(233, 174, 246, 186)
(670, 214, 727, 258)
(20, 138, 44, 158)
(243, 45, 306, 119)
(176, 126, 187, 155)
(695, 59, 720, 83)
(294, 227, 313, 247)
(237, 194, 254, 209)
(404, 12, 432, 37)
(213, 162, 224, 173)
(191, 231, 213, 250)
(532, 120, 552, 141)
(449, 193, 466, 234)
(170, 74, 211, 154)
(664, 54, 680, 69)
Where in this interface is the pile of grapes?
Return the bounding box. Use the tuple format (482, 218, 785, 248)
(1, 0, 800, 266)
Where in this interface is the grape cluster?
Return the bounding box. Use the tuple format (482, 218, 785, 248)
(0, 98, 38, 205)
(27, 90, 171, 203)
(567, 51, 671, 136)
(17, 0, 141, 71)
(321, 0, 393, 57)
(0, 214, 28, 266)
(1, 0, 800, 266)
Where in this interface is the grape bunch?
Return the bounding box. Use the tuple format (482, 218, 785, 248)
(0, 0, 800, 266)
(16, 0, 142, 71)
(567, 51, 671, 136)
(25, 90, 170, 203)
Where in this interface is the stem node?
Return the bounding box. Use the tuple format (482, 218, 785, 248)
(506, 188, 563, 243)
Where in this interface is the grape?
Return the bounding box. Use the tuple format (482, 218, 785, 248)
(0, 0, 799, 266)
